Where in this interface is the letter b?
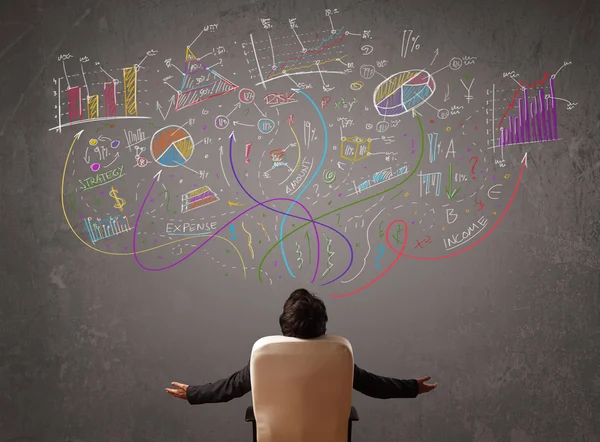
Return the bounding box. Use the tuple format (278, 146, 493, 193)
(446, 208, 458, 224)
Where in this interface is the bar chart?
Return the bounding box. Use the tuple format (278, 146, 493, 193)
(50, 62, 149, 132)
(496, 77, 559, 147)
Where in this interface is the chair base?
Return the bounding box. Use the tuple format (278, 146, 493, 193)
(245, 405, 359, 442)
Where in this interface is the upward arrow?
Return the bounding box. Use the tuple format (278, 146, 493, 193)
(445, 163, 461, 200)
(227, 102, 241, 117)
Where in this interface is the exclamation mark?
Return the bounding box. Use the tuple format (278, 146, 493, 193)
(230, 224, 236, 240)
(245, 143, 252, 164)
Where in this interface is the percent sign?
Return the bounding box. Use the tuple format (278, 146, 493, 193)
(400, 30, 420, 58)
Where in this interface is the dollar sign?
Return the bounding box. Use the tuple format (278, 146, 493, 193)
(109, 186, 126, 212)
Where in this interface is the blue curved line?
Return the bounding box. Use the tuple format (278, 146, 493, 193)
(228, 134, 354, 285)
(279, 89, 328, 278)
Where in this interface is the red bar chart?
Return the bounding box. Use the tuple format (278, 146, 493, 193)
(51, 60, 149, 132)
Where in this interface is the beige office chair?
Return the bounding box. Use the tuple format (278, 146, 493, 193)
(244, 335, 359, 442)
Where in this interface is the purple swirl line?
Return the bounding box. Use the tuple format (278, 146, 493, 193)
(228, 134, 354, 285)
(132, 174, 319, 274)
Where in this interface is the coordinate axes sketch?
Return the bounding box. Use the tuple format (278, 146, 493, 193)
(55, 11, 577, 298)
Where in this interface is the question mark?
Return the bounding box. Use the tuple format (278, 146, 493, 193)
(313, 183, 319, 195)
(374, 245, 385, 268)
(337, 213, 341, 225)
(244, 108, 249, 117)
(469, 156, 479, 180)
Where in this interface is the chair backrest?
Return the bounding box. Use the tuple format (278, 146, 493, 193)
(250, 334, 354, 442)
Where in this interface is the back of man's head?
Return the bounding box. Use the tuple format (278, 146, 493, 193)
(279, 288, 328, 339)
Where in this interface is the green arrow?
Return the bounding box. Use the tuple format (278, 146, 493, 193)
(445, 163, 461, 200)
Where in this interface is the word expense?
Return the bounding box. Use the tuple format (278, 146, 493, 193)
(350, 165, 409, 194)
(79, 165, 125, 191)
(84, 215, 131, 244)
(285, 159, 311, 194)
(443, 216, 488, 250)
(166, 221, 218, 234)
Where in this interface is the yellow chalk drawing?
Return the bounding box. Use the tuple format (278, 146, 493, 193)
(185, 47, 196, 60)
(258, 222, 270, 242)
(87, 95, 98, 120)
(242, 222, 254, 259)
(374, 71, 418, 103)
(123, 67, 138, 116)
(289, 123, 302, 174)
(340, 136, 370, 162)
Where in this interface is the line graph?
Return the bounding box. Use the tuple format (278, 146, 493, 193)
(246, 28, 348, 87)
(497, 72, 549, 129)
(267, 28, 346, 78)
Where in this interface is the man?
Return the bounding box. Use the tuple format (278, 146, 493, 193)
(166, 288, 438, 404)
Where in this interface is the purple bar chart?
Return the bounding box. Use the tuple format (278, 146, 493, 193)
(498, 77, 558, 147)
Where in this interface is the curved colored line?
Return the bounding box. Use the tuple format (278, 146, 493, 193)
(402, 157, 527, 261)
(133, 175, 333, 273)
(279, 89, 329, 279)
(241, 221, 254, 259)
(329, 156, 528, 297)
(290, 124, 302, 174)
(258, 113, 426, 282)
(330, 158, 526, 296)
(341, 208, 385, 284)
(330, 220, 408, 299)
(229, 134, 354, 285)
(60, 132, 247, 276)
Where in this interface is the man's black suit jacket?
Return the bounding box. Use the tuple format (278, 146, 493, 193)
(186, 363, 419, 404)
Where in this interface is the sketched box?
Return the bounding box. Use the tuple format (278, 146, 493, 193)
(181, 186, 219, 213)
(340, 136, 370, 162)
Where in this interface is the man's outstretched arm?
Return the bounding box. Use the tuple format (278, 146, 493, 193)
(353, 364, 437, 399)
(166, 363, 252, 405)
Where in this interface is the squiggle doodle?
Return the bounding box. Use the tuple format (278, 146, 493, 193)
(258, 222, 270, 242)
(296, 242, 303, 269)
(321, 232, 334, 280)
(342, 207, 385, 284)
(242, 221, 254, 259)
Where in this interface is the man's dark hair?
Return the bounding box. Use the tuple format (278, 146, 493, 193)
(279, 288, 328, 339)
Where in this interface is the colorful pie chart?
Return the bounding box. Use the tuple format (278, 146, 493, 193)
(373, 70, 436, 117)
(150, 126, 194, 167)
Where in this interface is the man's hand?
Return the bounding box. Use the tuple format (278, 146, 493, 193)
(166, 382, 189, 400)
(416, 376, 438, 394)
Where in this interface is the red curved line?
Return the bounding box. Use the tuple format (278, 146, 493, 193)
(402, 158, 526, 261)
(329, 220, 408, 299)
(497, 73, 548, 129)
(267, 34, 347, 79)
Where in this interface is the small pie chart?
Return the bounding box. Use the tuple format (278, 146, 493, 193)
(150, 126, 194, 167)
(373, 70, 436, 117)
